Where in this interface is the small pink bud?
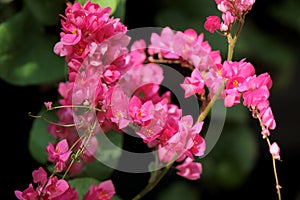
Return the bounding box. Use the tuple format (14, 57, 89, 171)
(269, 142, 281, 160)
(261, 129, 270, 138)
(276, 184, 282, 190)
(204, 16, 221, 33)
(44, 102, 52, 110)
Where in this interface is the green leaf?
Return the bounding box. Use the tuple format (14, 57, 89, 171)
(69, 177, 100, 199)
(156, 181, 201, 200)
(113, 0, 126, 22)
(28, 108, 57, 164)
(78, 129, 123, 181)
(78, 0, 119, 14)
(0, 9, 65, 86)
(23, 0, 65, 26)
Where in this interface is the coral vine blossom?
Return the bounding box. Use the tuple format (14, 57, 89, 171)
(15, 0, 282, 199)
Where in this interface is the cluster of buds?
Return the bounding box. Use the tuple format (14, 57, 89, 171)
(204, 0, 256, 33)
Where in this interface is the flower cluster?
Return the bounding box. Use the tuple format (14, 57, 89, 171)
(204, 0, 256, 33)
(203, 0, 280, 161)
(15, 0, 282, 199)
(14, 167, 115, 200)
(16, 1, 212, 198)
(147, 26, 277, 151)
(53, 0, 127, 82)
(49, 0, 217, 181)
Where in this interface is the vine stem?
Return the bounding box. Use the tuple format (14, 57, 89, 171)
(62, 119, 98, 179)
(132, 162, 173, 200)
(28, 104, 103, 128)
(266, 137, 282, 200)
(256, 113, 282, 200)
(197, 20, 242, 122)
(197, 80, 226, 122)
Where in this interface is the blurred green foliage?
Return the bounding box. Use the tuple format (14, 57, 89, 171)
(0, 0, 125, 86)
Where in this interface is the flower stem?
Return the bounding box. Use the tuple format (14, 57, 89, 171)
(227, 19, 244, 62)
(198, 22, 241, 122)
(266, 137, 282, 200)
(256, 113, 282, 200)
(227, 34, 235, 62)
(28, 104, 103, 128)
(62, 120, 97, 179)
(197, 80, 226, 122)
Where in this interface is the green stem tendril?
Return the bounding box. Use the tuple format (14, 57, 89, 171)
(28, 104, 103, 127)
(30, 103, 101, 181)
(62, 120, 97, 179)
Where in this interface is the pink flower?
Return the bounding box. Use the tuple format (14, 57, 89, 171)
(224, 89, 240, 107)
(256, 73, 273, 89)
(223, 76, 247, 107)
(175, 117, 204, 161)
(129, 95, 154, 126)
(15, 167, 73, 200)
(269, 142, 281, 160)
(54, 187, 79, 200)
(15, 184, 39, 200)
(83, 180, 115, 200)
(103, 65, 121, 84)
(148, 27, 179, 59)
(158, 115, 204, 163)
(32, 167, 47, 185)
(176, 157, 203, 180)
(43, 176, 70, 199)
(260, 107, 276, 130)
(215, 0, 256, 20)
(188, 134, 206, 157)
(242, 85, 270, 109)
(110, 86, 131, 129)
(44, 102, 52, 110)
(261, 129, 270, 138)
(204, 16, 221, 33)
(221, 11, 234, 26)
(61, 32, 81, 46)
(57, 82, 73, 106)
(222, 59, 255, 79)
(136, 101, 168, 144)
(54, 0, 127, 77)
(130, 39, 147, 66)
(180, 68, 205, 98)
(46, 139, 72, 172)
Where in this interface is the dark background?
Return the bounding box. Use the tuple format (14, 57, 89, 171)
(2, 0, 300, 199)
